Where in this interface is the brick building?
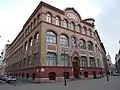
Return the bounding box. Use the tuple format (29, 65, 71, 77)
(4, 1, 107, 82)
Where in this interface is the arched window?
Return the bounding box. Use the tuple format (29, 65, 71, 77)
(46, 31, 56, 44)
(28, 26, 30, 33)
(63, 72, 70, 79)
(72, 37, 77, 48)
(46, 52, 57, 66)
(70, 22, 75, 30)
(97, 59, 100, 67)
(88, 28, 92, 36)
(32, 73, 36, 80)
(84, 72, 88, 78)
(28, 55, 32, 66)
(82, 26, 87, 34)
(81, 56, 88, 67)
(63, 19, 68, 28)
(29, 38, 33, 47)
(37, 14, 40, 24)
(49, 72, 56, 80)
(79, 39, 86, 49)
(31, 22, 33, 30)
(46, 13, 52, 23)
(25, 42, 28, 51)
(88, 41, 94, 51)
(60, 34, 68, 46)
(34, 18, 36, 27)
(25, 29, 28, 36)
(78, 24, 82, 33)
(34, 33, 39, 45)
(26, 73, 29, 80)
(55, 16, 60, 26)
(60, 53, 69, 66)
(89, 57, 96, 67)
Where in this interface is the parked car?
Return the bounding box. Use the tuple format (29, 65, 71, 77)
(5, 76, 16, 83)
(113, 72, 120, 76)
(0, 76, 4, 80)
(0, 75, 8, 81)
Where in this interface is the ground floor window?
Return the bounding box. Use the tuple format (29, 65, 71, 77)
(84, 71, 88, 78)
(22, 73, 24, 79)
(32, 73, 36, 80)
(99, 71, 103, 77)
(26, 73, 29, 80)
(63, 72, 70, 79)
(19, 73, 20, 77)
(16, 73, 18, 77)
(49, 72, 56, 80)
(92, 71, 97, 79)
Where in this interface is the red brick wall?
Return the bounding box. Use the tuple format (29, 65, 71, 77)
(8, 66, 104, 78)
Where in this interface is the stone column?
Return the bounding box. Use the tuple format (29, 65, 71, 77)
(86, 43, 90, 67)
(40, 26, 46, 66)
(57, 35, 61, 66)
(69, 36, 72, 67)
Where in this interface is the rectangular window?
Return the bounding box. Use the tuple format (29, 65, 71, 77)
(89, 57, 96, 67)
(60, 55, 68, 66)
(46, 53, 57, 66)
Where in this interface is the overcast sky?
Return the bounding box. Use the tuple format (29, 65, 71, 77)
(0, 0, 119, 64)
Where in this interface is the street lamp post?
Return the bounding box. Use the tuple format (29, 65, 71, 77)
(61, 51, 67, 86)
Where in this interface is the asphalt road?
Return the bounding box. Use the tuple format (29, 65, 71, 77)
(0, 76, 120, 90)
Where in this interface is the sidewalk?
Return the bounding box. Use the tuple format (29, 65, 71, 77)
(17, 76, 104, 84)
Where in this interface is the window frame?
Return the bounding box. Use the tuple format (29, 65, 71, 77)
(89, 57, 96, 67)
(34, 33, 39, 46)
(79, 39, 86, 49)
(60, 34, 69, 46)
(46, 31, 56, 44)
(63, 19, 68, 28)
(88, 41, 94, 51)
(70, 22, 75, 30)
(46, 52, 57, 66)
(60, 54, 69, 66)
(72, 37, 77, 48)
(55, 16, 60, 26)
(46, 13, 52, 23)
(80, 56, 88, 67)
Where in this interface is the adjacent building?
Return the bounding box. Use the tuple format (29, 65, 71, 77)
(0, 52, 3, 75)
(4, 1, 107, 82)
(107, 53, 117, 75)
(0, 53, 3, 68)
(115, 50, 120, 73)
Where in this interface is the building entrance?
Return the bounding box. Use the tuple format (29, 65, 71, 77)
(72, 57, 80, 79)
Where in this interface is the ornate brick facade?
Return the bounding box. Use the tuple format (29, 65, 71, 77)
(4, 1, 107, 82)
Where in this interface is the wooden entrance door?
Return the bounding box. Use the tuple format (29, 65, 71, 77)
(72, 62, 79, 78)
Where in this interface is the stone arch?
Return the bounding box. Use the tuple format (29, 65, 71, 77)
(46, 29, 58, 36)
(70, 50, 80, 59)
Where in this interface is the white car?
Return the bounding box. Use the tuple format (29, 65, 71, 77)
(5, 76, 16, 83)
